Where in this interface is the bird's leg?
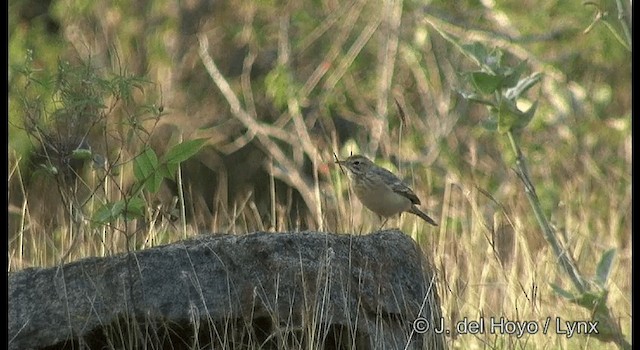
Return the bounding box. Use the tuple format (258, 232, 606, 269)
(378, 216, 389, 231)
(388, 214, 402, 231)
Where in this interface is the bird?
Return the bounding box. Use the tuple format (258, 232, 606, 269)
(336, 154, 438, 226)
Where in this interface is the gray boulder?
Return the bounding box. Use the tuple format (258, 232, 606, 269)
(9, 230, 445, 349)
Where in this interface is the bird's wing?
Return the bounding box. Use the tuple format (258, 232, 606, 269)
(390, 181, 421, 205)
(378, 167, 422, 205)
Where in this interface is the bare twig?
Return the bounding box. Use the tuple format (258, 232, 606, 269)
(279, 11, 324, 229)
(301, 0, 368, 97)
(197, 33, 321, 226)
(370, 0, 403, 155)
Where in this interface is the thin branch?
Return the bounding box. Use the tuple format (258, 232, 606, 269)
(506, 131, 586, 293)
(300, 0, 368, 97)
(371, 0, 403, 155)
(197, 33, 320, 225)
(279, 11, 324, 227)
(323, 15, 382, 91)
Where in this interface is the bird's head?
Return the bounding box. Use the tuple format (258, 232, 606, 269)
(336, 155, 374, 175)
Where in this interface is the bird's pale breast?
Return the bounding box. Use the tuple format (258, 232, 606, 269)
(353, 180, 412, 217)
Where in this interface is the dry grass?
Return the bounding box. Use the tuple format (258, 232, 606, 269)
(7, 132, 631, 349)
(8, 1, 630, 348)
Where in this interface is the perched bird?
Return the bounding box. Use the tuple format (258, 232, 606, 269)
(336, 155, 438, 226)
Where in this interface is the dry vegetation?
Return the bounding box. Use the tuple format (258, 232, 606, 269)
(9, 0, 631, 349)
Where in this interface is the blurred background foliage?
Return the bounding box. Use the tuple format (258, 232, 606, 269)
(9, 0, 631, 233)
(8, 0, 631, 347)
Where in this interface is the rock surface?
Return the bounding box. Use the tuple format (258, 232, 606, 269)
(9, 230, 445, 349)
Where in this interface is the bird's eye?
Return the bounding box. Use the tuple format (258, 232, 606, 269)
(353, 160, 360, 165)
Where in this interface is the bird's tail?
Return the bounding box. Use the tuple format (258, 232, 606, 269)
(408, 205, 438, 226)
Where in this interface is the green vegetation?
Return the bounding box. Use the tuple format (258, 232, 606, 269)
(9, 0, 630, 349)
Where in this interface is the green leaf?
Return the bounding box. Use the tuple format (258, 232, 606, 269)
(71, 148, 93, 161)
(497, 98, 522, 134)
(456, 89, 496, 107)
(505, 72, 542, 100)
(158, 138, 207, 181)
(158, 162, 179, 181)
(39, 163, 58, 176)
(513, 101, 538, 132)
(550, 283, 575, 300)
(569, 290, 608, 310)
(133, 147, 158, 183)
(501, 60, 527, 89)
(460, 42, 488, 67)
(162, 138, 208, 164)
(429, 27, 483, 67)
(470, 71, 503, 95)
(599, 15, 632, 51)
(122, 196, 146, 220)
(133, 147, 163, 193)
(92, 200, 126, 224)
(595, 248, 616, 288)
(92, 197, 146, 224)
(551, 283, 608, 310)
(481, 115, 498, 131)
(484, 48, 504, 73)
(149, 172, 164, 193)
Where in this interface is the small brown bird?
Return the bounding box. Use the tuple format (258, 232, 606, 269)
(336, 154, 438, 226)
